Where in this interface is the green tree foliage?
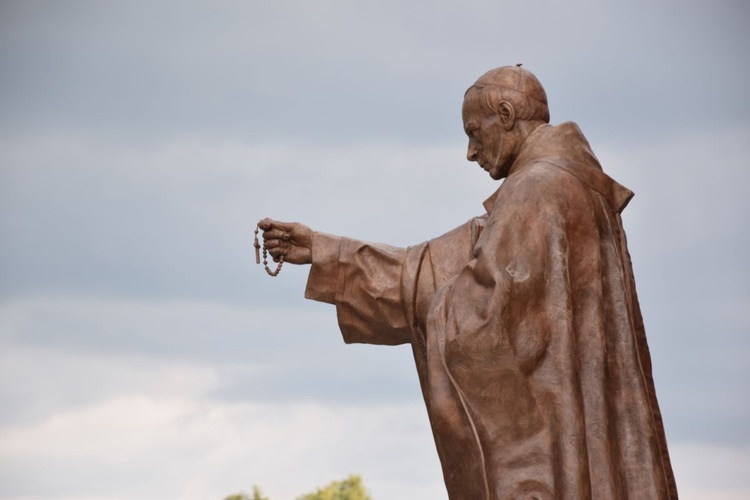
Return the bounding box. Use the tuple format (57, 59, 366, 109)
(224, 475, 370, 500)
(223, 485, 269, 500)
(296, 474, 372, 500)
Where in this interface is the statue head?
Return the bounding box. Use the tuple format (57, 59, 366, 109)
(466, 65, 550, 123)
(462, 65, 549, 180)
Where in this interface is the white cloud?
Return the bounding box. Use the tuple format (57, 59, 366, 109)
(0, 296, 441, 499)
(0, 379, 445, 499)
(0, 352, 745, 500)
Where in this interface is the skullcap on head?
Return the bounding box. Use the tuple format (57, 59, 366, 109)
(470, 64, 548, 107)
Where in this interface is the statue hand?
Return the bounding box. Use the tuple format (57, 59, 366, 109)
(257, 218, 313, 265)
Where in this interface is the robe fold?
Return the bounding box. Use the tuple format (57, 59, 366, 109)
(304, 122, 678, 499)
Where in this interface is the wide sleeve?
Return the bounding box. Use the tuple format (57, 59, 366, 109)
(303, 217, 484, 347)
(304, 231, 411, 345)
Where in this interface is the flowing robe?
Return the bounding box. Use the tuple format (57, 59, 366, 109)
(304, 123, 678, 499)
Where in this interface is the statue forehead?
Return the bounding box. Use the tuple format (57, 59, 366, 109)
(461, 90, 485, 120)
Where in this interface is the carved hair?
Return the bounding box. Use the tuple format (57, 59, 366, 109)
(466, 66, 550, 123)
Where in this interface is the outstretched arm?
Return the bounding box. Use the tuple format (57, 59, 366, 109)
(257, 217, 411, 345)
(255, 216, 482, 346)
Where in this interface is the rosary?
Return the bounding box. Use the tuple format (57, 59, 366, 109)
(254, 224, 284, 276)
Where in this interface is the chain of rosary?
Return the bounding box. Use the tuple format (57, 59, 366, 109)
(254, 225, 284, 277)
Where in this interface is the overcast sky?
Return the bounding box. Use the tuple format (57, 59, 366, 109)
(1, 1, 748, 499)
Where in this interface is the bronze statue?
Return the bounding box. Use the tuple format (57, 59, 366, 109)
(258, 65, 678, 499)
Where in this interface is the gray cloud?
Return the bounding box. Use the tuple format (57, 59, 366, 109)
(1, 1, 748, 143)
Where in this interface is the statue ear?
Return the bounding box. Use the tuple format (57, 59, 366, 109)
(498, 101, 516, 130)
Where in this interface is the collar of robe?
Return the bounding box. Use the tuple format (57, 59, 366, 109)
(483, 122, 634, 215)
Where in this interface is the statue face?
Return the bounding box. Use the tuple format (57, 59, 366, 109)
(462, 91, 517, 180)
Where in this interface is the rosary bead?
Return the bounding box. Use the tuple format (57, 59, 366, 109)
(255, 224, 283, 277)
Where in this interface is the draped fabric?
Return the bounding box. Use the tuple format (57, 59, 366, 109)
(304, 123, 678, 499)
